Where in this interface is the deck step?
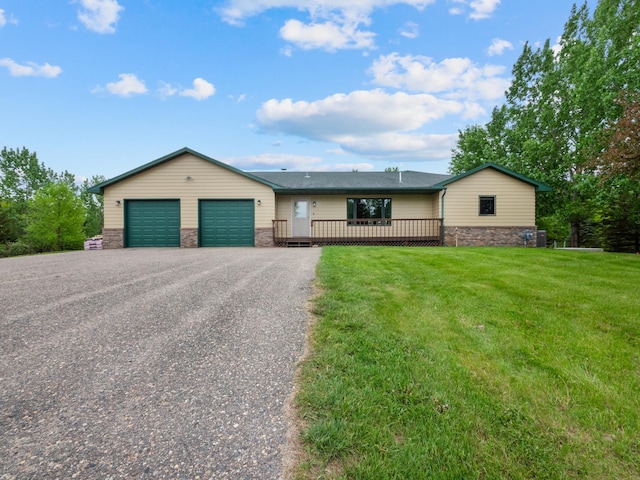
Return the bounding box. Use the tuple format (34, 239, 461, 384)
(286, 238, 313, 247)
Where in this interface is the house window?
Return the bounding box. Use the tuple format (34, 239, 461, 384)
(347, 198, 392, 225)
(479, 196, 496, 216)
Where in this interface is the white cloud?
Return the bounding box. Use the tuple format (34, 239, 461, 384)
(0, 9, 16, 27)
(258, 89, 462, 137)
(157, 78, 216, 100)
(334, 162, 375, 171)
(327, 148, 347, 155)
(77, 0, 124, 34)
(0, 58, 62, 77)
(447, 0, 500, 20)
(469, 0, 500, 19)
(179, 78, 216, 100)
(399, 21, 419, 39)
(228, 93, 247, 103)
(256, 89, 465, 159)
(369, 53, 510, 102)
(225, 153, 326, 171)
(280, 18, 376, 51)
(218, 1, 434, 51)
(94, 73, 147, 96)
(218, 1, 434, 25)
(333, 132, 459, 159)
(254, 51, 511, 161)
(158, 81, 178, 98)
(487, 38, 513, 56)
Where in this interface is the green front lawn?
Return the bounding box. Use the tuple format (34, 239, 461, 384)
(294, 247, 640, 479)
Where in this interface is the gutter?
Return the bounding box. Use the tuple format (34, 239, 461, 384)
(440, 187, 447, 246)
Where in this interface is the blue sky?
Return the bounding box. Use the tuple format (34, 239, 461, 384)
(1, 0, 595, 181)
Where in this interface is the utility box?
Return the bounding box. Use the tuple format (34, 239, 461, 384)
(536, 230, 547, 248)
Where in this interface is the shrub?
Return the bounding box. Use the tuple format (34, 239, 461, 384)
(0, 241, 38, 258)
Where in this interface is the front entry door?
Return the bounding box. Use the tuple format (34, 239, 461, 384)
(292, 198, 310, 237)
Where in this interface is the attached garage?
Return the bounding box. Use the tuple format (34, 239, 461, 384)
(199, 199, 255, 247)
(125, 200, 180, 247)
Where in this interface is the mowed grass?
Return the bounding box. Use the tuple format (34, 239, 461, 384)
(294, 247, 640, 479)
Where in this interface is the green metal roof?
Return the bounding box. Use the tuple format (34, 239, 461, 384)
(432, 162, 553, 193)
(87, 147, 280, 194)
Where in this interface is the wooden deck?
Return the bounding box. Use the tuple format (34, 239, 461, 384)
(273, 219, 443, 247)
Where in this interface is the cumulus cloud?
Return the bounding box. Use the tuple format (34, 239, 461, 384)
(487, 38, 513, 56)
(0, 58, 62, 77)
(218, 1, 433, 25)
(369, 52, 510, 102)
(179, 78, 216, 100)
(335, 162, 375, 170)
(280, 18, 376, 51)
(225, 153, 326, 171)
(333, 132, 459, 159)
(158, 81, 178, 98)
(77, 0, 124, 34)
(256, 89, 466, 159)
(447, 0, 500, 20)
(399, 21, 419, 39)
(0, 9, 18, 27)
(157, 78, 216, 100)
(228, 93, 247, 103)
(218, 1, 434, 51)
(469, 0, 500, 19)
(258, 89, 462, 137)
(94, 73, 147, 96)
(253, 51, 512, 161)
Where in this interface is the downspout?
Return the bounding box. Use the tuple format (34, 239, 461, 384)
(440, 187, 447, 246)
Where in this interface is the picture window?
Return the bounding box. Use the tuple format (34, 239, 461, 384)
(347, 198, 392, 225)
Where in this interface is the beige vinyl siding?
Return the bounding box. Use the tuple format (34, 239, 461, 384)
(103, 153, 275, 229)
(434, 192, 443, 219)
(443, 169, 536, 226)
(275, 193, 437, 237)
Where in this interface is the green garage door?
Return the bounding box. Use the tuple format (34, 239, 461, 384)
(199, 200, 254, 247)
(126, 200, 180, 247)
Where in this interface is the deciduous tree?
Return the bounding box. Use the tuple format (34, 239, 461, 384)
(25, 182, 86, 251)
(81, 175, 105, 237)
(0, 147, 56, 241)
(450, 0, 640, 247)
(596, 92, 640, 179)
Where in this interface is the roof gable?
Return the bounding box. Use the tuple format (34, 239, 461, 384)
(433, 163, 552, 192)
(87, 147, 279, 194)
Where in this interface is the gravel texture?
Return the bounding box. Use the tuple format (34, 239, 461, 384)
(0, 247, 321, 479)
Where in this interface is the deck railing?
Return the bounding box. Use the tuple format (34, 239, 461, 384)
(273, 218, 443, 246)
(273, 220, 288, 246)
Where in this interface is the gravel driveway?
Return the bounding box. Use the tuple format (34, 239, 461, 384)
(0, 248, 321, 479)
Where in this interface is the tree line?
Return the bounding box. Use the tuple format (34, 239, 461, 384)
(450, 0, 640, 252)
(0, 147, 105, 257)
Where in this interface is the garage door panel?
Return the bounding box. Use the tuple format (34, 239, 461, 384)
(126, 200, 180, 247)
(199, 200, 254, 247)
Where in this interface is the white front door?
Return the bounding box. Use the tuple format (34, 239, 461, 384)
(292, 198, 310, 237)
